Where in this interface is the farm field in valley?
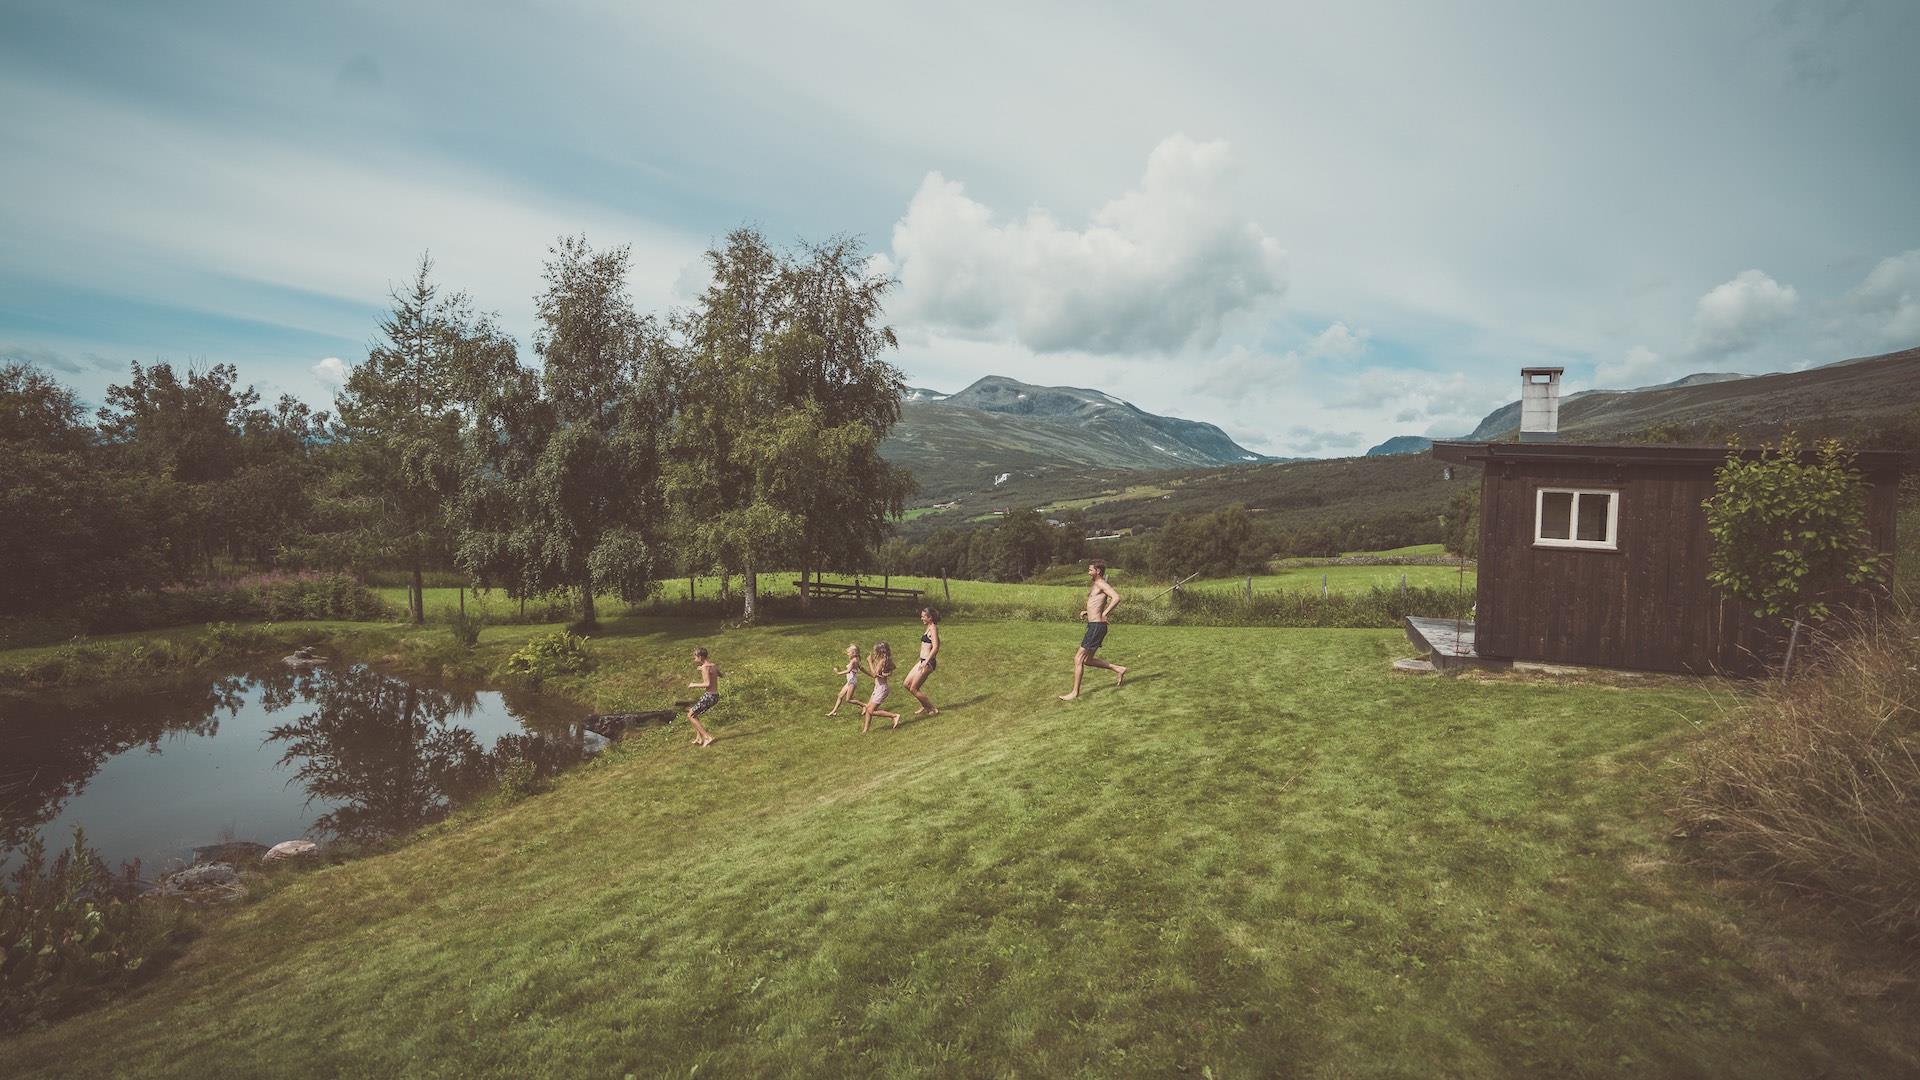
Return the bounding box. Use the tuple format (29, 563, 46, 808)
(4, 617, 1913, 1077)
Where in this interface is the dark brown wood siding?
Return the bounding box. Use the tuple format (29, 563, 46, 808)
(1473, 460, 1899, 675)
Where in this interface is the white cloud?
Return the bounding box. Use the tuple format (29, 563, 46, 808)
(312, 356, 348, 385)
(1595, 345, 1664, 387)
(1305, 321, 1370, 359)
(1848, 249, 1920, 344)
(889, 135, 1287, 355)
(1687, 269, 1798, 356)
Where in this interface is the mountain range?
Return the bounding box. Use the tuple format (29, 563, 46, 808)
(881, 376, 1268, 500)
(1363, 347, 1920, 454)
(887, 347, 1919, 512)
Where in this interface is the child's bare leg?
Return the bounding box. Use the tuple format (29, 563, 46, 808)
(828, 687, 851, 716)
(688, 710, 712, 744)
(861, 703, 874, 733)
(1059, 649, 1087, 701)
(1084, 656, 1128, 685)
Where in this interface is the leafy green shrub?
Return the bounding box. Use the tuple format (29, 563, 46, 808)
(1706, 434, 1883, 629)
(447, 607, 485, 649)
(2, 828, 185, 1032)
(1673, 613, 1920, 948)
(500, 631, 592, 685)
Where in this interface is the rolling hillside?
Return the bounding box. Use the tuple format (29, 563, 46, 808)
(1464, 347, 1918, 441)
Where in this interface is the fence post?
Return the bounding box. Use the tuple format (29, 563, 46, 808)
(1400, 572, 1407, 597)
(1322, 573, 1328, 599)
(1245, 575, 1253, 603)
(459, 585, 465, 618)
(942, 569, 950, 603)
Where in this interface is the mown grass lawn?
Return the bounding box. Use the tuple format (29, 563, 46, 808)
(7, 618, 1913, 1077)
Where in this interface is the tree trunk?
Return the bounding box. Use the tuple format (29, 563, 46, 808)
(410, 562, 425, 625)
(579, 573, 598, 629)
(743, 560, 759, 622)
(1782, 613, 1805, 680)
(799, 565, 812, 611)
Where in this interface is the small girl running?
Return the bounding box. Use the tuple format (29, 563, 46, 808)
(685, 646, 721, 747)
(826, 643, 861, 716)
(860, 641, 901, 733)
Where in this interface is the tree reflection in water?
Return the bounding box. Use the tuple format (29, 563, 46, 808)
(3, 664, 579, 862)
(262, 666, 576, 844)
(1, 675, 251, 852)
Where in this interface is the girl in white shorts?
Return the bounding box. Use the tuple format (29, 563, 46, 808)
(861, 641, 901, 733)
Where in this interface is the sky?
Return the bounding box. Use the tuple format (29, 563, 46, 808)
(3, 0, 1918, 457)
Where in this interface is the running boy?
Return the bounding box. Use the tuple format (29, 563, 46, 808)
(686, 647, 721, 746)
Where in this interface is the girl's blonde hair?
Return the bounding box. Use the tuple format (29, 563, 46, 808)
(872, 641, 895, 677)
(846, 642, 860, 655)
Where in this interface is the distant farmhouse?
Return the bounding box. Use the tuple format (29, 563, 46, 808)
(1414, 368, 1902, 676)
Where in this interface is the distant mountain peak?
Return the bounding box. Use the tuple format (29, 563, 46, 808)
(882, 374, 1271, 495)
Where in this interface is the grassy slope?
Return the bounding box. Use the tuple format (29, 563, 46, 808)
(6, 618, 1914, 1077)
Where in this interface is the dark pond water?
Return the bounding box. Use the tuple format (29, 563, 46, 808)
(1, 657, 588, 874)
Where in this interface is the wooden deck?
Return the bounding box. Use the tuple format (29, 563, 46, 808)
(1404, 616, 1505, 671)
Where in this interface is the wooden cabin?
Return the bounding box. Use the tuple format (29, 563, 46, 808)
(1421, 439, 1902, 675)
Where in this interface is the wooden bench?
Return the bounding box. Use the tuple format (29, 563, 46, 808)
(793, 579, 924, 606)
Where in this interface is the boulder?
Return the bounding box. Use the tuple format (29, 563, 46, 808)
(582, 709, 676, 738)
(263, 839, 320, 862)
(580, 730, 612, 756)
(192, 841, 268, 866)
(158, 862, 246, 901)
(283, 645, 327, 668)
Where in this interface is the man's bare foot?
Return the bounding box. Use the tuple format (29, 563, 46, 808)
(1114, 665, 1128, 685)
(1058, 692, 1079, 701)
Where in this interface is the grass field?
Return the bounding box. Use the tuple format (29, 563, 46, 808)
(5, 616, 1915, 1077)
(372, 561, 1479, 624)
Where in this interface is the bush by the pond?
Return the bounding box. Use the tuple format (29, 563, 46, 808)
(1, 828, 186, 1033)
(1673, 612, 1920, 948)
(447, 606, 485, 649)
(500, 631, 593, 685)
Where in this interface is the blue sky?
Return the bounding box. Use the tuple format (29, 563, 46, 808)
(3, 0, 1917, 456)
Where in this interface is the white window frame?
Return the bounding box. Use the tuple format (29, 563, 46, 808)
(1534, 487, 1619, 550)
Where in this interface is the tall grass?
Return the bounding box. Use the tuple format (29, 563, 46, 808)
(1673, 612, 1920, 948)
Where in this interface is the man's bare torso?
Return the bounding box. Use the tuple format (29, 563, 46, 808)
(1084, 582, 1112, 623)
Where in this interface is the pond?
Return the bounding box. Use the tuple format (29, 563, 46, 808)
(1, 655, 588, 875)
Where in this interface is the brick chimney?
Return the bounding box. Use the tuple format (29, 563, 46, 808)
(1518, 367, 1563, 443)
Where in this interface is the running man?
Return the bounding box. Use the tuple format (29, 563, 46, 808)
(1060, 560, 1128, 701)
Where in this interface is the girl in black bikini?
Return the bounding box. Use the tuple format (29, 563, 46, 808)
(905, 606, 939, 716)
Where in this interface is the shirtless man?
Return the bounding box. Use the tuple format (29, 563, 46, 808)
(1060, 560, 1128, 701)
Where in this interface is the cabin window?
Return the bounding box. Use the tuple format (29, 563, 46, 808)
(1534, 487, 1618, 550)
